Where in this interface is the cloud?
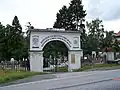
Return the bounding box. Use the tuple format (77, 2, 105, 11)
(103, 19, 120, 31)
(0, 0, 119, 32)
(0, 0, 71, 30)
(86, 0, 120, 21)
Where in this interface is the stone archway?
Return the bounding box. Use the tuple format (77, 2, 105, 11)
(29, 29, 83, 72)
(42, 40, 68, 71)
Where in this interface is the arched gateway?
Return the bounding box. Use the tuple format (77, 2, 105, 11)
(29, 28, 83, 72)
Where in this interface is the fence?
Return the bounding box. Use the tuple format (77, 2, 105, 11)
(81, 54, 106, 66)
(0, 60, 30, 72)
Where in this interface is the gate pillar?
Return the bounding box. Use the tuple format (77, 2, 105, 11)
(68, 50, 83, 71)
(30, 51, 43, 72)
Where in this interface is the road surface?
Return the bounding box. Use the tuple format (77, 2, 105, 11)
(1, 69, 120, 90)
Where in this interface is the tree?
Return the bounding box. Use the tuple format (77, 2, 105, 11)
(5, 24, 14, 60)
(43, 41, 68, 58)
(53, 6, 69, 30)
(8, 16, 24, 60)
(86, 18, 105, 53)
(53, 0, 86, 50)
(112, 39, 120, 52)
(12, 16, 22, 34)
(102, 31, 114, 49)
(0, 16, 29, 62)
(69, 0, 87, 50)
(0, 22, 6, 61)
(54, 0, 86, 31)
(68, 0, 86, 30)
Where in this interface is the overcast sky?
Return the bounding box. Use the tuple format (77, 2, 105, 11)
(0, 0, 120, 32)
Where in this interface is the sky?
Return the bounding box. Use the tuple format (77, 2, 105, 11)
(0, 0, 120, 33)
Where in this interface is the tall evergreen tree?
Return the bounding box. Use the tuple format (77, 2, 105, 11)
(68, 0, 86, 31)
(9, 16, 24, 60)
(0, 17, 29, 61)
(53, 0, 87, 50)
(0, 23, 13, 61)
(12, 16, 22, 34)
(53, 6, 69, 30)
(0, 22, 6, 61)
(54, 0, 86, 31)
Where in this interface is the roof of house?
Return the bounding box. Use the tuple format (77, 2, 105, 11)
(115, 31, 120, 37)
(102, 47, 113, 52)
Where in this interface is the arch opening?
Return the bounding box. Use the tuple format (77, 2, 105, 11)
(42, 40, 68, 71)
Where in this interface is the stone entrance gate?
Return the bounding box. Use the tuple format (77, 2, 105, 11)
(29, 28, 83, 72)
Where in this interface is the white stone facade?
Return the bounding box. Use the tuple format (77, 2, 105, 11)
(30, 52, 43, 72)
(29, 29, 83, 72)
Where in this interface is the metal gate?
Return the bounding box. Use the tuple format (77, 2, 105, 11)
(43, 57, 68, 72)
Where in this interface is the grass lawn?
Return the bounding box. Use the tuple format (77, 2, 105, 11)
(50, 66, 68, 72)
(0, 70, 45, 84)
(73, 64, 120, 72)
(56, 66, 68, 72)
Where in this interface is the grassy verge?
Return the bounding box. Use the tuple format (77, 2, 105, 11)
(56, 66, 68, 72)
(73, 64, 120, 72)
(0, 70, 45, 84)
(50, 66, 68, 72)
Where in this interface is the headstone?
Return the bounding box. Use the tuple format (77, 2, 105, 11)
(10, 58, 14, 62)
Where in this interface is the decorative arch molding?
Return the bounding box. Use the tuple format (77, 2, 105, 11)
(40, 35, 72, 50)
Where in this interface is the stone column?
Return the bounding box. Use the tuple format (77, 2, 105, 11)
(68, 50, 83, 71)
(30, 51, 43, 72)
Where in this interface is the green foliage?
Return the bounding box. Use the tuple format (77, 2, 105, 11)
(102, 31, 114, 48)
(53, 0, 86, 50)
(86, 18, 105, 53)
(9, 16, 23, 60)
(100, 30, 120, 52)
(73, 65, 92, 72)
(86, 19, 119, 53)
(112, 39, 120, 52)
(54, 0, 86, 31)
(51, 66, 68, 72)
(43, 40, 68, 58)
(12, 16, 22, 33)
(56, 66, 68, 72)
(0, 23, 6, 61)
(68, 0, 86, 30)
(53, 6, 69, 30)
(0, 16, 28, 61)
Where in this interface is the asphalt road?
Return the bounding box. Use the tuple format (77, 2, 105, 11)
(1, 70, 120, 90)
